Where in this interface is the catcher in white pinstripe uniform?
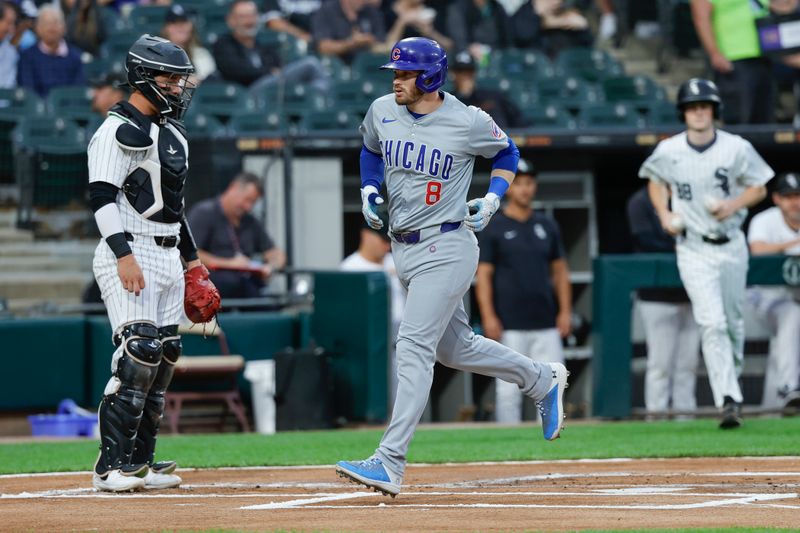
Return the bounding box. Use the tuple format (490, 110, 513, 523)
(639, 78, 773, 429)
(88, 35, 207, 492)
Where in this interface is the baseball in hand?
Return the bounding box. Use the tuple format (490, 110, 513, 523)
(704, 197, 721, 214)
(668, 214, 685, 232)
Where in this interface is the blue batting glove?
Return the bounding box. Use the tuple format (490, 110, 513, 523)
(361, 185, 384, 230)
(464, 193, 500, 232)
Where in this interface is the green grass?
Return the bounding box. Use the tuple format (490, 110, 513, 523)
(1, 417, 799, 474)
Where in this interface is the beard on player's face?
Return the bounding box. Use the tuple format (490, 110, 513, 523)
(393, 71, 424, 105)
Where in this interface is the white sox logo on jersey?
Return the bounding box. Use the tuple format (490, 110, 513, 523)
(380, 139, 455, 179)
(714, 168, 731, 196)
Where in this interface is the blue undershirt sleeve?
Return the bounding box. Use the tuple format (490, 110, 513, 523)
(491, 138, 520, 173)
(360, 144, 385, 190)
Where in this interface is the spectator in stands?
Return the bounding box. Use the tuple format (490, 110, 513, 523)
(161, 4, 216, 82)
(446, 0, 512, 63)
(380, 0, 453, 52)
(511, 0, 592, 57)
(90, 71, 127, 117)
(61, 0, 106, 56)
(310, 0, 386, 64)
(213, 0, 329, 95)
(475, 159, 572, 424)
(596, 0, 617, 43)
(0, 1, 18, 89)
(187, 172, 287, 299)
(340, 210, 405, 402)
(626, 185, 701, 418)
(747, 172, 800, 410)
(262, 0, 321, 42)
(12, 1, 36, 51)
(691, 0, 775, 124)
(17, 5, 85, 98)
(450, 50, 527, 130)
(767, 0, 800, 126)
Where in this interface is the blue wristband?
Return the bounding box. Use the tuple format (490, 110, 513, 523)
(488, 176, 509, 197)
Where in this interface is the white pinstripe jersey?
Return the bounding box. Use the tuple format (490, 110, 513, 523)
(360, 92, 509, 232)
(638, 130, 774, 235)
(88, 112, 187, 237)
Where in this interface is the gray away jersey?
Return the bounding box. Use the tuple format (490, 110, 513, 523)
(361, 92, 509, 232)
(88, 114, 186, 237)
(638, 130, 774, 235)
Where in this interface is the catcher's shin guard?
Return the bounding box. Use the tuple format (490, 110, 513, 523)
(95, 322, 163, 476)
(132, 325, 181, 466)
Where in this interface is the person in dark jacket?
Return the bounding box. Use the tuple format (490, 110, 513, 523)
(212, 0, 328, 96)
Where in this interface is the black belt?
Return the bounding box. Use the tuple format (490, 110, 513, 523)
(701, 234, 730, 245)
(391, 222, 462, 244)
(124, 231, 179, 248)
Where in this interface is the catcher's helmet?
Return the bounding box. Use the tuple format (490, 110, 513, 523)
(676, 78, 722, 121)
(381, 37, 447, 93)
(126, 34, 195, 119)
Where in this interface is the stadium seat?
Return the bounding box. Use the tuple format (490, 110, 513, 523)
(522, 104, 576, 129)
(490, 48, 555, 80)
(101, 30, 146, 61)
(191, 82, 256, 123)
(536, 76, 602, 114)
(352, 52, 391, 80)
(579, 102, 644, 128)
(229, 110, 286, 135)
(46, 86, 95, 125)
(0, 89, 45, 183)
(12, 116, 85, 150)
(100, 6, 131, 33)
(299, 109, 363, 132)
(332, 79, 379, 113)
(182, 112, 227, 138)
(645, 101, 682, 127)
(318, 55, 353, 82)
(555, 47, 624, 82)
(15, 143, 89, 215)
(128, 5, 171, 30)
(601, 75, 666, 105)
(256, 84, 328, 122)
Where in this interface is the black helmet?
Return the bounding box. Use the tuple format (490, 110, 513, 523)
(125, 34, 195, 119)
(676, 78, 722, 121)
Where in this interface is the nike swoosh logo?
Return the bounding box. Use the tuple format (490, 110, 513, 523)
(382, 117, 397, 123)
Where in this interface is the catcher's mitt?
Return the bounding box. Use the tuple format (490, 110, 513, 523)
(184, 265, 221, 323)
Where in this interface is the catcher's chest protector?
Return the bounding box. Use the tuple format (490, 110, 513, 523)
(113, 103, 189, 224)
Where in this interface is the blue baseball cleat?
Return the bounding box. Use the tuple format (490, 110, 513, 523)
(335, 456, 402, 497)
(538, 362, 569, 441)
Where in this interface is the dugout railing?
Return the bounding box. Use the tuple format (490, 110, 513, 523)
(593, 254, 800, 419)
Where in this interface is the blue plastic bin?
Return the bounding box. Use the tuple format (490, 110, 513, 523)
(28, 399, 97, 437)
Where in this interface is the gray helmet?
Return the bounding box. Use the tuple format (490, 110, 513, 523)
(125, 34, 195, 119)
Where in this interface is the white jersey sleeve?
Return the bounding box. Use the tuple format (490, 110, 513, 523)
(87, 116, 143, 187)
(747, 208, 774, 243)
(638, 143, 671, 185)
(467, 108, 509, 159)
(735, 138, 774, 187)
(359, 102, 382, 154)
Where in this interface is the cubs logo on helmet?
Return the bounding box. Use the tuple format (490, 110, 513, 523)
(380, 37, 448, 93)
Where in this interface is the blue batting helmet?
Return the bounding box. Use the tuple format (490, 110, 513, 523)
(381, 37, 447, 93)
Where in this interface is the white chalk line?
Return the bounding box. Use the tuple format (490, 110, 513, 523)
(257, 494, 799, 511)
(4, 455, 799, 479)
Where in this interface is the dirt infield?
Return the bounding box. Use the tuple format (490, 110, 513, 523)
(1, 457, 799, 532)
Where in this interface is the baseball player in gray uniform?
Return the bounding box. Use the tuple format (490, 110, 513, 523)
(747, 172, 800, 409)
(89, 35, 202, 492)
(335, 37, 568, 497)
(639, 78, 773, 429)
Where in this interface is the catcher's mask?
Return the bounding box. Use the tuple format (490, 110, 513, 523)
(126, 34, 196, 120)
